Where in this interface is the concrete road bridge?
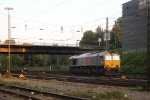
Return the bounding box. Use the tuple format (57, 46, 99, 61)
(0, 43, 97, 55)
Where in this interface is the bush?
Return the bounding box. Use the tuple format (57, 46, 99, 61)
(121, 52, 147, 75)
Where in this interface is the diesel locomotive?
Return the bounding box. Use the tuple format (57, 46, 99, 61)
(69, 51, 120, 75)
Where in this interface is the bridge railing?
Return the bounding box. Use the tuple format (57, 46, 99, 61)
(0, 41, 79, 47)
(32, 42, 79, 47)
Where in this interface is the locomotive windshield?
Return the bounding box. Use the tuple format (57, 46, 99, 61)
(105, 55, 112, 60)
(112, 55, 120, 60)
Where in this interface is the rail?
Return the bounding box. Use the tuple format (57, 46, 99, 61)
(13, 73, 147, 87)
(0, 83, 85, 100)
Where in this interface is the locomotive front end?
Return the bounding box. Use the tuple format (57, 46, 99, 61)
(104, 52, 120, 69)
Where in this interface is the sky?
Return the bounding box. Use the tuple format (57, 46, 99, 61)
(0, 0, 131, 45)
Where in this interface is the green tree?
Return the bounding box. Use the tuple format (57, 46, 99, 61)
(95, 26, 105, 49)
(79, 30, 96, 47)
(0, 54, 6, 70)
(111, 17, 122, 49)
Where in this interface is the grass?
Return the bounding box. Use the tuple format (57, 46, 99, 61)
(2, 66, 69, 72)
(0, 81, 131, 100)
(98, 91, 129, 100)
(32, 86, 61, 93)
(0, 80, 29, 89)
(0, 77, 126, 100)
(130, 86, 144, 91)
(0, 79, 130, 100)
(0, 79, 95, 99)
(67, 89, 93, 98)
(46, 79, 58, 83)
(50, 65, 69, 71)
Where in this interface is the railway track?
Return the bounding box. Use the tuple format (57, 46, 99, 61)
(26, 71, 148, 80)
(13, 73, 147, 87)
(1, 70, 146, 80)
(0, 83, 85, 100)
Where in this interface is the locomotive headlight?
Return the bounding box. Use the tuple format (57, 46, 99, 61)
(116, 65, 119, 68)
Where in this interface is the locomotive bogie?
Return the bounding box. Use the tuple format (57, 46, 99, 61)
(70, 66, 104, 75)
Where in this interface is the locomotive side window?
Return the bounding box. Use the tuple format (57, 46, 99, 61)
(72, 59, 77, 65)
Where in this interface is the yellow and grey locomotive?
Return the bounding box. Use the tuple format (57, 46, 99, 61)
(69, 51, 120, 75)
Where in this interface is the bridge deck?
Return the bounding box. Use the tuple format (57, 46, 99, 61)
(0, 44, 96, 55)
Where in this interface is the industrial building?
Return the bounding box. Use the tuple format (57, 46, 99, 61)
(122, 0, 149, 52)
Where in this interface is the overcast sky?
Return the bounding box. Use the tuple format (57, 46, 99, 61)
(0, 0, 131, 45)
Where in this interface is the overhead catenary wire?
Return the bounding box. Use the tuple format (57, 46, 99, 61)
(50, 0, 113, 23)
(13, 0, 68, 27)
(15, 0, 40, 16)
(71, 13, 121, 27)
(0, 0, 5, 5)
(12, 0, 115, 29)
(3, 10, 119, 31)
(25, 0, 68, 21)
(0, 0, 121, 32)
(0, 0, 122, 43)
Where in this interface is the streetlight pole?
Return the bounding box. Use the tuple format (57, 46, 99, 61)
(4, 7, 13, 77)
(106, 17, 109, 51)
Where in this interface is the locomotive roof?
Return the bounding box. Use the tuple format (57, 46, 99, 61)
(70, 51, 111, 59)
